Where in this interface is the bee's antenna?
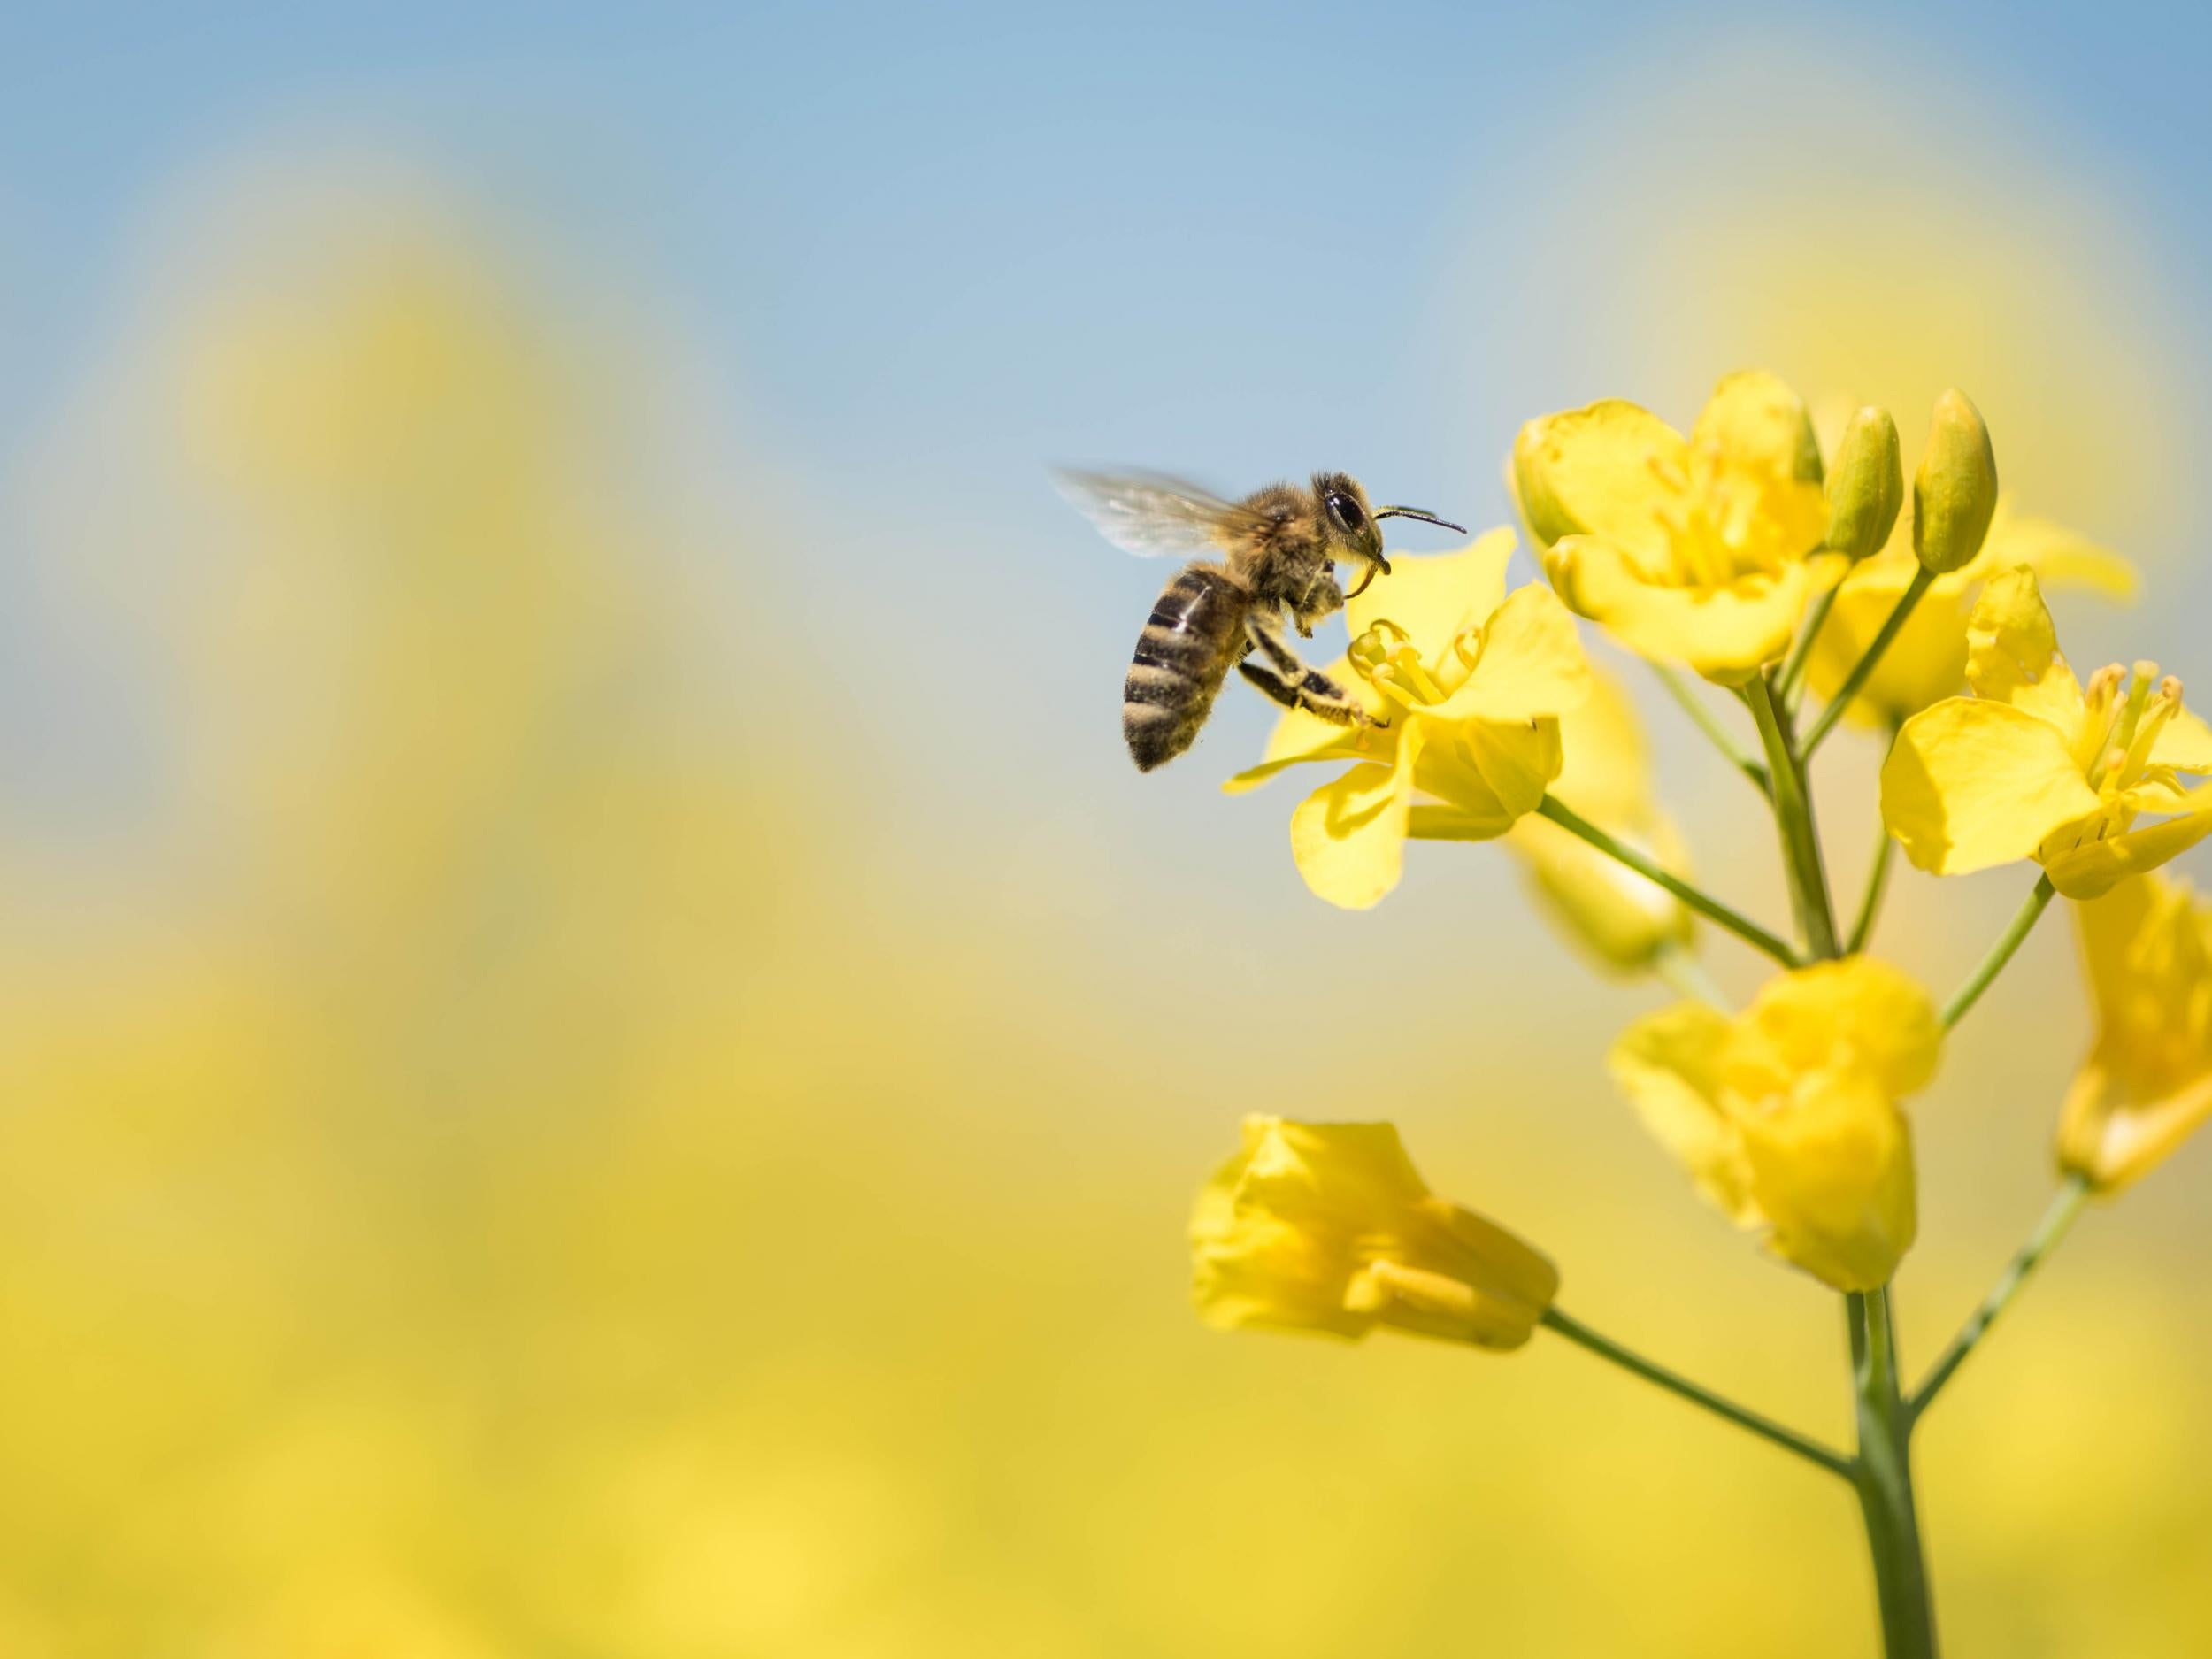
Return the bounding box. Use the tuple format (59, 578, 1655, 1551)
(1372, 506, 1468, 534)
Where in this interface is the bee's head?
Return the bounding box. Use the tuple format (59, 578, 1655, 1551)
(1312, 472, 1466, 599)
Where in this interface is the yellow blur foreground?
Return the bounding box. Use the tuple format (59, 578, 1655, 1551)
(4, 168, 2212, 1659)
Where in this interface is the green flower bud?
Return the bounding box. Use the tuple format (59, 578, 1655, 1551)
(1824, 406, 1903, 561)
(1912, 390, 1999, 574)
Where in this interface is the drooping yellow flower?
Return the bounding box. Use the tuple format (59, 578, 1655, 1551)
(1801, 497, 2137, 731)
(1191, 1116, 1558, 1348)
(1513, 370, 1839, 686)
(1609, 959, 1941, 1291)
(1881, 569, 2212, 898)
(1225, 529, 1589, 910)
(2056, 874, 2212, 1193)
(1503, 661, 1694, 972)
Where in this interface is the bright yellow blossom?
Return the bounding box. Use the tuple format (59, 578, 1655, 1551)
(1514, 370, 1840, 686)
(1881, 569, 2212, 898)
(1802, 497, 2136, 730)
(1503, 662, 1694, 972)
(2055, 873, 2212, 1192)
(1225, 530, 1589, 910)
(1191, 1116, 1558, 1348)
(1609, 959, 1941, 1291)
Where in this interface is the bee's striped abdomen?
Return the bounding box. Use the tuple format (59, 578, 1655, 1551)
(1125, 563, 1246, 772)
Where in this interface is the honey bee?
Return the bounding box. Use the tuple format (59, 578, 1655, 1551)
(1056, 469, 1465, 771)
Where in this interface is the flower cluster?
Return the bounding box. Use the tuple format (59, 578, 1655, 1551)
(1176, 370, 2212, 1648)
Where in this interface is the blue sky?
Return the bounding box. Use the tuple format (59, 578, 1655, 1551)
(5, 1, 2212, 930)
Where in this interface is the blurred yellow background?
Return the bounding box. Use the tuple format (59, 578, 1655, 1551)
(2, 9, 2209, 1655)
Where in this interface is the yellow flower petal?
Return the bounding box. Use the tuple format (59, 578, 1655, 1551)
(2150, 707, 2212, 775)
(1430, 583, 1592, 723)
(1223, 727, 1390, 795)
(1965, 567, 2086, 734)
(1347, 529, 1516, 657)
(1543, 535, 1819, 684)
(1688, 369, 1824, 485)
(1962, 502, 2139, 598)
(2043, 803, 2212, 900)
(1287, 726, 1424, 910)
(1739, 957, 1943, 1100)
(1191, 1116, 1558, 1348)
(1608, 1004, 1761, 1223)
(1736, 1071, 1916, 1293)
(1610, 961, 1938, 1290)
(1513, 400, 1689, 562)
(1421, 716, 1562, 825)
(1883, 697, 2105, 876)
(1224, 657, 1393, 795)
(2057, 875, 2212, 1191)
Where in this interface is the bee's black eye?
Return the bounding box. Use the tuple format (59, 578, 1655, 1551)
(1326, 492, 1363, 532)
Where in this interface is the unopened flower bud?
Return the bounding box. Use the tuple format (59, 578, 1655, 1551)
(1824, 406, 1903, 561)
(1912, 390, 1999, 574)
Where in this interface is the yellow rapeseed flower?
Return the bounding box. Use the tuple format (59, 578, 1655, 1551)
(1801, 497, 2136, 731)
(1224, 530, 1589, 910)
(1609, 959, 1942, 1291)
(1881, 569, 2212, 898)
(1503, 662, 1694, 972)
(1191, 1116, 1558, 1348)
(2056, 874, 2212, 1193)
(1514, 370, 1839, 686)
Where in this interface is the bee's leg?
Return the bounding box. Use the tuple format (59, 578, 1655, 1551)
(1237, 659, 1362, 726)
(1240, 615, 1377, 727)
(1291, 576, 1345, 639)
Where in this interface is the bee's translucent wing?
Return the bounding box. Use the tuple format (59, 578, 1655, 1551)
(1053, 469, 1261, 557)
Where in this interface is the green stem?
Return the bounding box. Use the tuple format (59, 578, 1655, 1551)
(1909, 1176, 2091, 1422)
(1777, 579, 1843, 706)
(1848, 1289, 1939, 1658)
(1535, 796, 1801, 968)
(1541, 1307, 1852, 1479)
(1844, 718, 1907, 956)
(1940, 874, 2057, 1029)
(1846, 825, 1898, 956)
(1652, 664, 1771, 795)
(1653, 941, 1730, 1010)
(1746, 676, 1841, 960)
(1803, 566, 1936, 756)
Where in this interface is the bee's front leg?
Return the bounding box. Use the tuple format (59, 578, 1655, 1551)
(1291, 578, 1345, 639)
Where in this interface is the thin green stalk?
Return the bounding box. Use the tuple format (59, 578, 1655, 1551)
(1941, 874, 2057, 1029)
(1847, 826, 1898, 956)
(1541, 1307, 1852, 1479)
(1653, 941, 1730, 1010)
(1746, 676, 1841, 960)
(1777, 580, 1843, 706)
(1535, 796, 1801, 968)
(1844, 718, 1908, 956)
(1652, 664, 1771, 795)
(1909, 1176, 2092, 1421)
(1803, 565, 1936, 756)
(1848, 1289, 1939, 1658)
